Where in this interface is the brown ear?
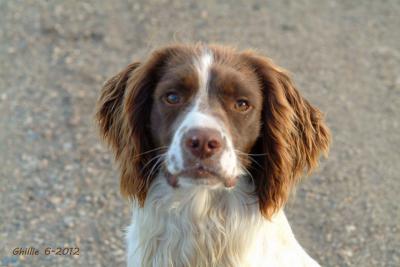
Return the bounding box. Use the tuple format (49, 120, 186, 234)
(242, 51, 331, 218)
(96, 45, 188, 205)
(96, 62, 141, 154)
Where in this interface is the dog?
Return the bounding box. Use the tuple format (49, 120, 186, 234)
(96, 43, 330, 267)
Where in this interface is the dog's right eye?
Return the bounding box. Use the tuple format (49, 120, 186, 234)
(234, 99, 251, 112)
(163, 92, 182, 105)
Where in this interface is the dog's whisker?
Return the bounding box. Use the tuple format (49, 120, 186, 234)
(134, 146, 168, 159)
(234, 149, 267, 156)
(146, 154, 165, 182)
(240, 163, 255, 186)
(247, 157, 264, 171)
(149, 154, 165, 175)
(236, 153, 264, 171)
(141, 153, 166, 172)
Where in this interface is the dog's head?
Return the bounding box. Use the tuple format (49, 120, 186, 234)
(96, 44, 330, 218)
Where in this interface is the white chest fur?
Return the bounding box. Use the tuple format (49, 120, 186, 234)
(126, 177, 320, 267)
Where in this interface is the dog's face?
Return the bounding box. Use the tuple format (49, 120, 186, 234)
(150, 50, 263, 188)
(96, 44, 330, 217)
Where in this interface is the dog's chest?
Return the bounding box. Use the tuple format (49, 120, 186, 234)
(125, 179, 320, 267)
(126, 181, 266, 266)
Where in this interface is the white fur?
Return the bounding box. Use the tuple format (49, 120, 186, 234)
(194, 50, 212, 99)
(126, 175, 320, 267)
(166, 51, 240, 179)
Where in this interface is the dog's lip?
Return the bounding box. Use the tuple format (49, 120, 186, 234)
(182, 165, 219, 178)
(170, 165, 220, 180)
(164, 165, 237, 188)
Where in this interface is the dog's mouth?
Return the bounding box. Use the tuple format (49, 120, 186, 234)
(164, 164, 237, 188)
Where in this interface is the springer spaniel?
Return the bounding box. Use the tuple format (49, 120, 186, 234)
(96, 44, 330, 267)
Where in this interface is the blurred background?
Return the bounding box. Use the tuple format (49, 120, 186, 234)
(0, 0, 399, 266)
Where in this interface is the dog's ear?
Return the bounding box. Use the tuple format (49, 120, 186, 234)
(96, 62, 141, 154)
(96, 45, 187, 205)
(242, 51, 331, 218)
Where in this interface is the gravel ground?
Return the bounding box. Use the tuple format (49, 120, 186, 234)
(0, 1, 399, 266)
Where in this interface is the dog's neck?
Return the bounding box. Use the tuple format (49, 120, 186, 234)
(126, 175, 314, 267)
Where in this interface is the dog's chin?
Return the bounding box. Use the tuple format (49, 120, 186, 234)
(164, 166, 237, 189)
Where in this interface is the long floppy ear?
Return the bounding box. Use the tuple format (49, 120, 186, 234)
(96, 62, 141, 153)
(242, 51, 331, 218)
(96, 45, 187, 205)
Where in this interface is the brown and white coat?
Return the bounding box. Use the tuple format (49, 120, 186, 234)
(96, 44, 330, 267)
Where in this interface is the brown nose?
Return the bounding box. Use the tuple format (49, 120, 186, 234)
(184, 128, 223, 159)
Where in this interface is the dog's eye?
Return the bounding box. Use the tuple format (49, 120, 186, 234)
(234, 99, 251, 112)
(164, 92, 182, 105)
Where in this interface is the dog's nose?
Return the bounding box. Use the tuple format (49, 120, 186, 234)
(184, 128, 223, 159)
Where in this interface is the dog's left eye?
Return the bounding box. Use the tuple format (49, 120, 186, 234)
(164, 92, 182, 105)
(234, 99, 251, 112)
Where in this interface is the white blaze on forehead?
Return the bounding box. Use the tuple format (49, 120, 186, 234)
(195, 50, 213, 96)
(165, 49, 242, 180)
